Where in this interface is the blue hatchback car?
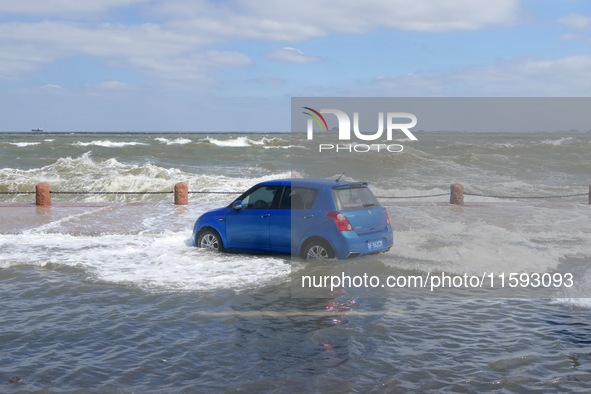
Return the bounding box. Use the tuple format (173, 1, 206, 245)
(193, 178, 393, 259)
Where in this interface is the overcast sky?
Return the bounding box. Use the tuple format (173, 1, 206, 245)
(1, 0, 590, 132)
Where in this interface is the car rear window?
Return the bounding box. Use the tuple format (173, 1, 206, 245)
(333, 186, 379, 210)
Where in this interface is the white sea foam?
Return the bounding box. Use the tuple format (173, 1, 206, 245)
(371, 186, 448, 200)
(203, 136, 288, 148)
(9, 142, 41, 147)
(493, 142, 515, 148)
(263, 145, 306, 150)
(72, 140, 148, 147)
(0, 230, 292, 292)
(390, 221, 562, 275)
(384, 202, 591, 278)
(205, 136, 252, 147)
(155, 137, 192, 145)
(552, 298, 591, 309)
(539, 137, 574, 146)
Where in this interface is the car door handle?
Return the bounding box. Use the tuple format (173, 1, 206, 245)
(261, 213, 271, 218)
(303, 215, 315, 219)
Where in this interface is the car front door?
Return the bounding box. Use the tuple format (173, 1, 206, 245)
(225, 185, 281, 251)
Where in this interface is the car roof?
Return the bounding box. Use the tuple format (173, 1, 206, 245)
(258, 178, 369, 189)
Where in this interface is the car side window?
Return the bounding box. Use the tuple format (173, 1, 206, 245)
(241, 186, 280, 209)
(279, 187, 318, 210)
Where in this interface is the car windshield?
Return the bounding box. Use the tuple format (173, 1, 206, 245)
(333, 186, 379, 210)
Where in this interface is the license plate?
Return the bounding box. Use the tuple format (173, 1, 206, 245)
(367, 239, 383, 250)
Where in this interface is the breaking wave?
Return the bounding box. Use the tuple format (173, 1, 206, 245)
(155, 137, 192, 145)
(202, 136, 290, 148)
(72, 140, 148, 148)
(0, 152, 290, 203)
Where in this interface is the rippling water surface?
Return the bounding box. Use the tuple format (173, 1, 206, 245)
(1, 132, 591, 392)
(4, 263, 591, 392)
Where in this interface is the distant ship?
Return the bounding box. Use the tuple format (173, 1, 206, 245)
(31, 127, 44, 132)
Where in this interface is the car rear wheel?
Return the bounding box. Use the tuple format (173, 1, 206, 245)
(302, 239, 334, 260)
(197, 229, 224, 252)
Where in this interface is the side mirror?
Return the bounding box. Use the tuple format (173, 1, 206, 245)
(232, 200, 243, 210)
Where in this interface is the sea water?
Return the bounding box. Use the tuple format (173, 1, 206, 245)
(1, 131, 591, 392)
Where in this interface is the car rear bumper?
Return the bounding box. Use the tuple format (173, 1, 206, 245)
(330, 227, 394, 259)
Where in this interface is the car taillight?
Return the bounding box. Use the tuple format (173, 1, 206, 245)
(326, 211, 353, 232)
(384, 208, 391, 225)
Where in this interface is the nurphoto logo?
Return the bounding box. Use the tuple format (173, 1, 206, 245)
(302, 107, 418, 153)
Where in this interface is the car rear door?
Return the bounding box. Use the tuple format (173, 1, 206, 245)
(269, 186, 320, 255)
(269, 186, 291, 254)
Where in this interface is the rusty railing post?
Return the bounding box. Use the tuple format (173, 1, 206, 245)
(36, 182, 51, 207)
(174, 182, 189, 205)
(450, 183, 464, 206)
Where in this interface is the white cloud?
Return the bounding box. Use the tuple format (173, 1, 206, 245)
(250, 77, 285, 86)
(0, 21, 250, 81)
(0, 0, 520, 81)
(373, 55, 591, 96)
(128, 51, 250, 81)
(268, 47, 320, 64)
(159, 0, 519, 41)
(0, 21, 206, 58)
(205, 50, 251, 66)
(170, 15, 324, 41)
(463, 55, 591, 95)
(41, 84, 63, 90)
(0, 0, 147, 15)
(560, 32, 580, 41)
(559, 13, 591, 30)
(99, 80, 129, 89)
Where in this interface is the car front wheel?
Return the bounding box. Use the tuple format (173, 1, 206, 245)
(302, 239, 334, 260)
(197, 229, 224, 252)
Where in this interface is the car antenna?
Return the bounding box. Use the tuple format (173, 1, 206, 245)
(335, 172, 345, 182)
